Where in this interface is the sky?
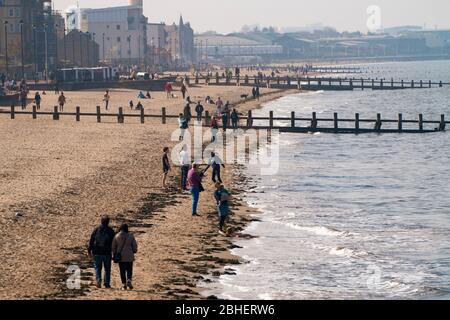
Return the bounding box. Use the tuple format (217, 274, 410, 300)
(54, 0, 450, 34)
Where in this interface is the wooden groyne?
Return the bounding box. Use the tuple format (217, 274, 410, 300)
(191, 74, 449, 91)
(1, 106, 447, 134)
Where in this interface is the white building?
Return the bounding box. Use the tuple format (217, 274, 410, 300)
(65, 0, 147, 65)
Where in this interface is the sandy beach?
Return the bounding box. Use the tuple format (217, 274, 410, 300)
(0, 83, 296, 300)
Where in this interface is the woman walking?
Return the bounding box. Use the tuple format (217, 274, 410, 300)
(112, 224, 138, 291)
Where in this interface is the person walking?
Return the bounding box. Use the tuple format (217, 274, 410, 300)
(178, 114, 188, 141)
(165, 82, 173, 99)
(20, 89, 27, 110)
(103, 90, 110, 110)
(195, 101, 204, 123)
(162, 147, 171, 188)
(179, 145, 190, 190)
(205, 152, 225, 183)
(214, 183, 231, 233)
(88, 215, 116, 289)
(183, 103, 192, 124)
(188, 163, 204, 216)
(256, 86, 260, 100)
(181, 83, 188, 99)
(58, 92, 66, 112)
(210, 116, 219, 142)
(231, 108, 239, 130)
(215, 97, 223, 116)
(112, 223, 138, 291)
(34, 92, 41, 110)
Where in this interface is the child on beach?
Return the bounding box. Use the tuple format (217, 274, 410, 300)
(129, 100, 134, 110)
(162, 147, 171, 188)
(210, 116, 219, 142)
(214, 183, 231, 233)
(34, 92, 41, 110)
(103, 90, 110, 110)
(178, 114, 188, 141)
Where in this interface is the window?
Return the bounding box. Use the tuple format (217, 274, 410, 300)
(9, 23, 14, 33)
(117, 37, 121, 42)
(15, 8, 20, 17)
(8, 8, 14, 17)
(116, 25, 120, 30)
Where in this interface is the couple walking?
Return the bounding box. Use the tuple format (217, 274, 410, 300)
(88, 216, 138, 291)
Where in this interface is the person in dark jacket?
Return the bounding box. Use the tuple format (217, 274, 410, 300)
(112, 224, 138, 291)
(195, 101, 204, 122)
(88, 215, 116, 289)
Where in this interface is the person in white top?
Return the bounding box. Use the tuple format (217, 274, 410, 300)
(179, 145, 190, 190)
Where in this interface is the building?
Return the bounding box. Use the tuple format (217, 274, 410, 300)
(194, 34, 283, 63)
(146, 16, 195, 67)
(163, 16, 194, 65)
(0, 0, 59, 79)
(65, 0, 147, 66)
(58, 29, 99, 68)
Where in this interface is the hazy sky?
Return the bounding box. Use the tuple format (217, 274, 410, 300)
(54, 0, 450, 34)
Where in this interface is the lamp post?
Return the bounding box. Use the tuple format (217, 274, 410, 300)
(79, 31, 83, 67)
(86, 32, 90, 67)
(127, 35, 131, 67)
(72, 31, 76, 66)
(63, 28, 67, 68)
(102, 33, 105, 63)
(54, 24, 59, 70)
(44, 23, 48, 82)
(4, 21, 8, 76)
(138, 34, 141, 68)
(32, 25, 37, 77)
(20, 20, 24, 79)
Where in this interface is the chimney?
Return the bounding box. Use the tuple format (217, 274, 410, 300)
(129, 0, 143, 7)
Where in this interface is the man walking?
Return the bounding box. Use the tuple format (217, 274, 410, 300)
(88, 216, 116, 289)
(179, 145, 190, 191)
(195, 101, 204, 123)
(205, 152, 225, 183)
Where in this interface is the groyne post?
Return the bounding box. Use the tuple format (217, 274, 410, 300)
(10, 105, 15, 119)
(76, 106, 80, 121)
(53, 106, 59, 120)
(32, 105, 37, 119)
(162, 107, 167, 124)
(140, 108, 145, 124)
(205, 110, 210, 126)
(118, 107, 124, 124)
(269, 111, 274, 128)
(440, 114, 446, 131)
(398, 113, 403, 132)
(311, 112, 317, 130)
(334, 113, 339, 131)
(96, 106, 101, 123)
(419, 114, 423, 131)
(355, 113, 360, 132)
(291, 111, 295, 128)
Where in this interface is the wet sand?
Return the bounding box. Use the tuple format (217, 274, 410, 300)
(0, 84, 296, 300)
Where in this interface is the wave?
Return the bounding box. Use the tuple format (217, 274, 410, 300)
(329, 246, 369, 258)
(283, 223, 352, 237)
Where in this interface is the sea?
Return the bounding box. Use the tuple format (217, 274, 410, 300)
(202, 60, 450, 300)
